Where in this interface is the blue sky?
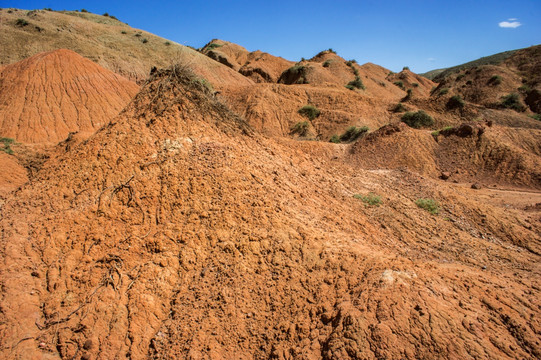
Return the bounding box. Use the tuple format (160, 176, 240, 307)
(2, 0, 540, 73)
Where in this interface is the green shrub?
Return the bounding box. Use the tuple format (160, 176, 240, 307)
(121, 30, 127, 34)
(354, 193, 381, 206)
(298, 105, 320, 120)
(412, 82, 419, 87)
(438, 88, 449, 96)
(0, 137, 15, 155)
(329, 134, 341, 143)
(392, 103, 406, 113)
(135, 33, 142, 37)
(206, 43, 222, 50)
(415, 198, 439, 214)
(290, 121, 311, 136)
(488, 75, 502, 85)
(346, 77, 365, 90)
(346, 59, 357, 66)
(103, 12, 109, 17)
(403, 66, 410, 71)
(279, 65, 309, 84)
(447, 95, 465, 109)
(500, 93, 525, 112)
(339, 126, 369, 142)
(15, 18, 29, 27)
(81, 9, 88, 13)
(402, 88, 413, 101)
(518, 85, 531, 93)
(322, 60, 332, 67)
(456, 74, 465, 81)
(401, 110, 434, 128)
(393, 81, 405, 90)
(142, 38, 148, 44)
(164, 41, 171, 46)
(528, 114, 541, 121)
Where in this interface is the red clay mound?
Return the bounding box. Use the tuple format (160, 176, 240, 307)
(0, 49, 139, 143)
(350, 122, 541, 188)
(1, 65, 540, 359)
(202, 39, 293, 83)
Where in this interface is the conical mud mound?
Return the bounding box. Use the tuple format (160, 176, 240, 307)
(0, 49, 139, 143)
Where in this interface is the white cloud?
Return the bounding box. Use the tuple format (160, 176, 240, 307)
(427, 58, 436, 62)
(499, 19, 521, 28)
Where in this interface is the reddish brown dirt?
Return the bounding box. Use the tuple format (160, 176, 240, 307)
(0, 152, 27, 198)
(349, 123, 541, 189)
(0, 49, 139, 144)
(1, 66, 539, 360)
(201, 39, 293, 83)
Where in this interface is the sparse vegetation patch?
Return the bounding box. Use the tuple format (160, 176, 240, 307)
(0, 137, 15, 155)
(298, 105, 320, 120)
(393, 81, 405, 90)
(339, 126, 369, 142)
(401, 110, 434, 128)
(438, 88, 449, 96)
(392, 103, 406, 113)
(354, 193, 382, 207)
(329, 134, 340, 143)
(15, 18, 29, 27)
(290, 121, 311, 137)
(415, 198, 439, 214)
(500, 93, 525, 112)
(346, 77, 365, 90)
(488, 75, 502, 85)
(447, 95, 465, 109)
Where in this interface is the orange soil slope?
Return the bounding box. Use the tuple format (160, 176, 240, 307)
(219, 50, 431, 139)
(349, 122, 541, 189)
(0, 49, 140, 144)
(0, 152, 27, 197)
(201, 39, 294, 83)
(432, 45, 541, 115)
(1, 65, 539, 359)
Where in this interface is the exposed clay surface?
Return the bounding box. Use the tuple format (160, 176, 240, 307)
(0, 66, 539, 360)
(0, 49, 139, 143)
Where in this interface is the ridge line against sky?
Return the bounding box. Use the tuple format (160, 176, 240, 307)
(2, 0, 541, 73)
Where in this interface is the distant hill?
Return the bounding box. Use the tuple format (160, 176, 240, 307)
(421, 49, 520, 82)
(0, 8, 252, 87)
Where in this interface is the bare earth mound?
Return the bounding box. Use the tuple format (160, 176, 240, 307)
(1, 65, 539, 359)
(0, 49, 139, 143)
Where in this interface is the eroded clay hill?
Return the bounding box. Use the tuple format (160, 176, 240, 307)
(201, 39, 294, 83)
(1, 65, 539, 360)
(218, 50, 427, 139)
(431, 45, 541, 115)
(0, 49, 139, 143)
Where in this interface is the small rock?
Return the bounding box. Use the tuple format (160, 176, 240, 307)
(31, 271, 40, 278)
(81, 353, 91, 360)
(471, 183, 482, 189)
(440, 172, 451, 180)
(38, 342, 47, 349)
(83, 339, 93, 350)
